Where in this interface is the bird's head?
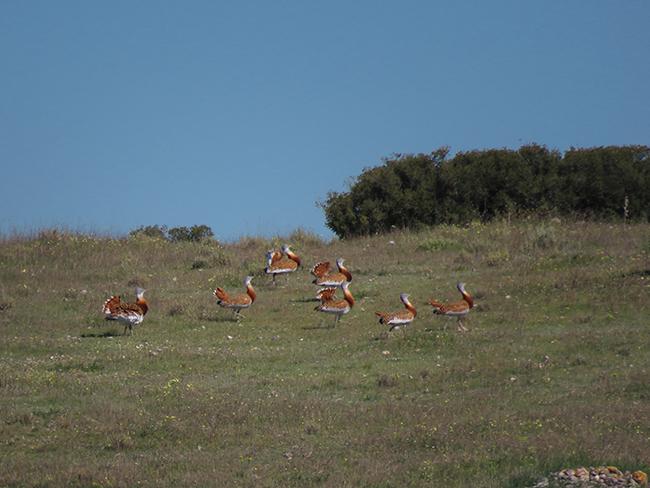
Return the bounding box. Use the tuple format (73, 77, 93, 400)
(244, 276, 253, 286)
(135, 288, 146, 300)
(457, 282, 466, 293)
(400, 293, 410, 304)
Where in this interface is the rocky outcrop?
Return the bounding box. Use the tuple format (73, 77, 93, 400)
(531, 466, 647, 487)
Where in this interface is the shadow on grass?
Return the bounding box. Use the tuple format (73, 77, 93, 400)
(199, 314, 242, 323)
(622, 269, 650, 278)
(80, 330, 123, 338)
(301, 323, 335, 330)
(291, 297, 320, 303)
(256, 276, 293, 288)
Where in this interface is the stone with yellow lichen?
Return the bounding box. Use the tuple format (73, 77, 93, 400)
(532, 466, 649, 488)
(633, 470, 648, 486)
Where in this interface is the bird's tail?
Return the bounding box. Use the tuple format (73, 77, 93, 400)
(102, 296, 121, 315)
(214, 287, 229, 303)
(311, 261, 329, 278)
(430, 299, 444, 313)
(316, 287, 337, 302)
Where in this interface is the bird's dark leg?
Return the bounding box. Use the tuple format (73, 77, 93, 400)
(123, 324, 128, 336)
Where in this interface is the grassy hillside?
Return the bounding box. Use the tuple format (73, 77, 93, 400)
(1, 220, 649, 487)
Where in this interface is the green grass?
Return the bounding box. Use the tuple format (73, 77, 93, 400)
(1, 220, 649, 487)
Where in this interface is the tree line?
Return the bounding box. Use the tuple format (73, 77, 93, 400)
(321, 144, 650, 238)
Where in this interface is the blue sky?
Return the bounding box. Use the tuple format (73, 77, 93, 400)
(1, 1, 649, 240)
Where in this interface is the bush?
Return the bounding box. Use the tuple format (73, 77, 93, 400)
(129, 225, 168, 239)
(168, 225, 215, 243)
(129, 225, 216, 243)
(322, 149, 448, 237)
(321, 144, 650, 238)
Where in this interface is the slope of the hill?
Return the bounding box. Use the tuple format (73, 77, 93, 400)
(1, 220, 649, 487)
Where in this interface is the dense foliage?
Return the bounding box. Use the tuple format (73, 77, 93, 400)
(129, 224, 215, 242)
(322, 144, 650, 237)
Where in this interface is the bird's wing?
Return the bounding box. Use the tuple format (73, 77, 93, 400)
(269, 258, 298, 272)
(377, 310, 413, 324)
(311, 261, 331, 278)
(121, 302, 145, 315)
(102, 296, 121, 315)
(228, 293, 252, 306)
(438, 300, 470, 314)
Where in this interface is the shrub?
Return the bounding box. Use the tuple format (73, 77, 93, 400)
(321, 144, 650, 238)
(191, 260, 208, 270)
(322, 150, 448, 237)
(129, 225, 167, 239)
(129, 224, 216, 243)
(168, 225, 215, 243)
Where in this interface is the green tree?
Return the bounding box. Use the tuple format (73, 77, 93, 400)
(558, 146, 650, 219)
(440, 148, 535, 221)
(322, 150, 447, 237)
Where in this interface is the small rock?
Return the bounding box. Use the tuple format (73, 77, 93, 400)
(540, 466, 647, 488)
(633, 471, 648, 486)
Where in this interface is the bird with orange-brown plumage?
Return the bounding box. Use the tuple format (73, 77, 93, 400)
(213, 276, 256, 319)
(376, 293, 417, 332)
(430, 282, 474, 332)
(311, 258, 352, 287)
(314, 282, 354, 327)
(265, 244, 301, 285)
(102, 288, 149, 335)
